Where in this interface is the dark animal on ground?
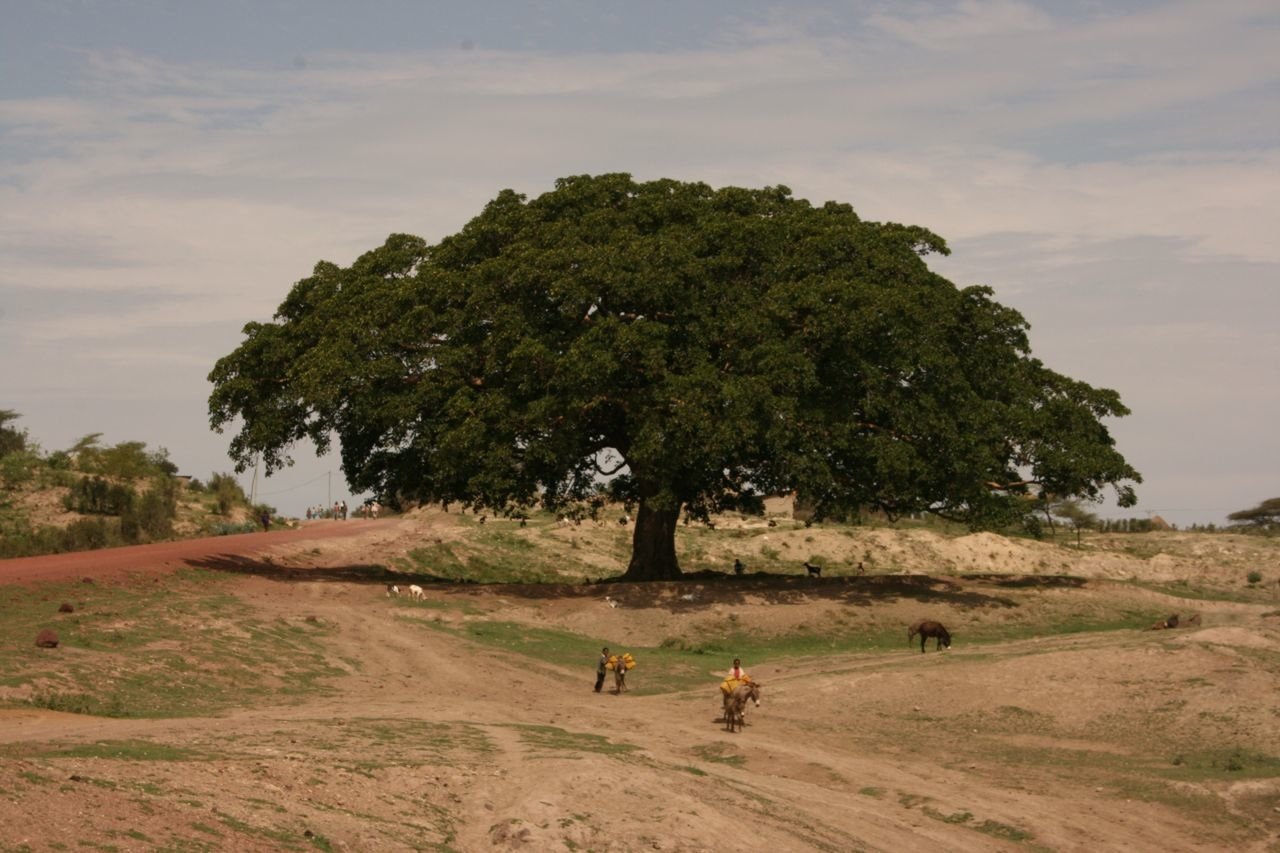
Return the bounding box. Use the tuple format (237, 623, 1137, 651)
(803, 561, 822, 578)
(734, 559, 745, 576)
(1148, 614, 1180, 631)
(35, 629, 60, 648)
(724, 681, 762, 733)
(907, 620, 952, 653)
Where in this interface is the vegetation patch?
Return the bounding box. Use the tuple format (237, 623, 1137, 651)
(692, 743, 745, 767)
(972, 819, 1033, 842)
(400, 518, 631, 584)
(510, 724, 639, 757)
(1157, 747, 1280, 780)
(24, 740, 207, 762)
(0, 570, 343, 717)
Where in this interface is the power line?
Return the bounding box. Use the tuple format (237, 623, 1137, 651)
(256, 470, 333, 497)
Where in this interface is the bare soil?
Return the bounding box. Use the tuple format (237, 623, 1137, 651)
(2, 510, 1279, 852)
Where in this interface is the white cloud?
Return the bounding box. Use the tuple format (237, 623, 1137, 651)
(867, 0, 1054, 47)
(1, 1, 1277, 523)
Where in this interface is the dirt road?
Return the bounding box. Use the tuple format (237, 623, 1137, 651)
(0, 519, 398, 585)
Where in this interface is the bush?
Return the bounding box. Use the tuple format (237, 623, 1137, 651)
(121, 477, 178, 542)
(62, 517, 121, 551)
(1247, 571, 1264, 585)
(208, 521, 258, 536)
(72, 438, 178, 480)
(65, 476, 136, 515)
(209, 472, 247, 515)
(45, 450, 73, 470)
(0, 450, 40, 487)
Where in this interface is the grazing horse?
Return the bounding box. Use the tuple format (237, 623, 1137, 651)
(723, 681, 761, 733)
(908, 620, 952, 653)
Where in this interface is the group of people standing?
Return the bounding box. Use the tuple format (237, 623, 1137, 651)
(305, 501, 348, 520)
(304, 500, 382, 520)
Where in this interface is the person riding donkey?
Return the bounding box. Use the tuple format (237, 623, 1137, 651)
(719, 658, 751, 721)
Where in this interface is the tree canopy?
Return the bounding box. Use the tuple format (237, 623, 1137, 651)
(0, 409, 26, 458)
(208, 174, 1140, 580)
(1227, 497, 1280, 529)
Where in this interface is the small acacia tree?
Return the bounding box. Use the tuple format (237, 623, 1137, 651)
(1228, 498, 1280, 531)
(209, 174, 1140, 580)
(0, 409, 27, 458)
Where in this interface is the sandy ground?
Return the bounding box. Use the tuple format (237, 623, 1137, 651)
(2, 511, 1279, 852)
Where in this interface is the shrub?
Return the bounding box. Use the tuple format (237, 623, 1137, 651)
(208, 521, 258, 536)
(72, 437, 178, 480)
(1247, 571, 1264, 585)
(0, 450, 40, 487)
(60, 517, 122, 552)
(139, 478, 178, 539)
(44, 450, 72, 470)
(65, 476, 136, 515)
(209, 472, 247, 515)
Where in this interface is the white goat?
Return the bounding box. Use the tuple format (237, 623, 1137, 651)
(408, 584, 425, 601)
(386, 584, 401, 597)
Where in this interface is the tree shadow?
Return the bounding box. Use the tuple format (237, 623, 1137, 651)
(184, 553, 1088, 616)
(182, 554, 607, 600)
(184, 554, 416, 586)
(584, 571, 1092, 613)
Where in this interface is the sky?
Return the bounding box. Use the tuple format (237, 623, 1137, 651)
(2, 0, 1277, 526)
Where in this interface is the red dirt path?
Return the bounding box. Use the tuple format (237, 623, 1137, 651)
(0, 519, 397, 586)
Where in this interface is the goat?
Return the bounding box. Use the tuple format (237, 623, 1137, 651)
(1148, 614, 1181, 630)
(907, 620, 952, 653)
(408, 584, 425, 601)
(733, 559, 745, 576)
(803, 561, 822, 578)
(723, 681, 761, 733)
(386, 584, 400, 597)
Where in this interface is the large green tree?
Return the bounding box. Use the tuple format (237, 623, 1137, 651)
(208, 174, 1140, 580)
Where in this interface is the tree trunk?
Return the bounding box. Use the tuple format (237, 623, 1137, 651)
(622, 498, 682, 581)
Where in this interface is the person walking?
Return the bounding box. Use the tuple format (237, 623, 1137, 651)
(594, 647, 610, 693)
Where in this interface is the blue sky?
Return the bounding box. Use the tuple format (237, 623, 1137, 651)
(2, 0, 1277, 525)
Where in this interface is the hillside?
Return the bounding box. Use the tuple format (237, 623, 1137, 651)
(2, 508, 1279, 851)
